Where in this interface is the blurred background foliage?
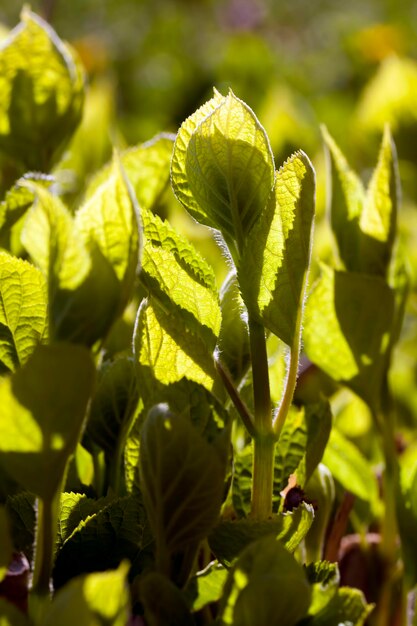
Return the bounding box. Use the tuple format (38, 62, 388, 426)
(1, 0, 417, 451)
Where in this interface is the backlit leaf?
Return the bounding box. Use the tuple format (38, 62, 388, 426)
(190, 562, 228, 612)
(86, 133, 174, 212)
(0, 344, 95, 500)
(239, 151, 315, 347)
(45, 562, 130, 626)
(0, 251, 47, 373)
(0, 174, 52, 237)
(303, 266, 395, 410)
(140, 572, 195, 626)
(0, 8, 84, 171)
(173, 91, 275, 257)
(134, 298, 217, 391)
(219, 536, 311, 626)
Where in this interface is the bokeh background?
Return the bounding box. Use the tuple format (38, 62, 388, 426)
(2, 0, 417, 438)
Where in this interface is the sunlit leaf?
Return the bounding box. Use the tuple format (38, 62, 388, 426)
(0, 8, 84, 171)
(86, 133, 174, 212)
(0, 251, 47, 373)
(303, 265, 395, 410)
(45, 562, 130, 626)
(397, 444, 417, 587)
(0, 344, 95, 500)
(0, 174, 52, 237)
(173, 91, 275, 258)
(140, 405, 225, 560)
(134, 298, 217, 391)
(141, 208, 221, 344)
(239, 151, 315, 347)
(219, 536, 311, 626)
(190, 562, 228, 612)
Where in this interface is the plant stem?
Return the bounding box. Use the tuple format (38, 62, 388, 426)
(215, 358, 256, 438)
(247, 317, 274, 519)
(273, 331, 302, 438)
(30, 493, 59, 621)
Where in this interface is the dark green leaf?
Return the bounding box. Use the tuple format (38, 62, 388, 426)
(140, 572, 195, 626)
(140, 405, 225, 560)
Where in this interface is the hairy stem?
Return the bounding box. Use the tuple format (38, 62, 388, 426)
(248, 317, 274, 519)
(273, 329, 302, 438)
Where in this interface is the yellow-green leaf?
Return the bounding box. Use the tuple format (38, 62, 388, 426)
(0, 251, 47, 373)
(0, 344, 95, 500)
(239, 151, 315, 347)
(0, 8, 84, 171)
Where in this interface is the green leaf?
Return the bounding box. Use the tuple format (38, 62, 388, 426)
(359, 126, 399, 276)
(53, 495, 153, 589)
(323, 429, 379, 507)
(0, 506, 12, 583)
(0, 174, 52, 237)
(303, 266, 395, 410)
(0, 344, 95, 500)
(239, 151, 315, 347)
(140, 405, 225, 561)
(304, 465, 336, 563)
(57, 492, 109, 550)
(0, 8, 84, 171)
(189, 562, 228, 612)
(322, 127, 365, 272)
(5, 492, 35, 560)
(209, 503, 314, 567)
(217, 271, 250, 383)
(305, 560, 340, 616)
(86, 133, 174, 212)
(86, 356, 139, 459)
(21, 184, 91, 292)
(0, 251, 48, 373)
(303, 586, 373, 626)
(140, 572, 195, 626)
(171, 89, 225, 223)
(173, 91, 275, 257)
(219, 536, 311, 626)
(76, 155, 139, 294)
(45, 562, 130, 626)
(134, 298, 217, 391)
(323, 127, 399, 277)
(140, 208, 221, 345)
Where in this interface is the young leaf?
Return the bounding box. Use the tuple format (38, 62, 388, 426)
(0, 344, 95, 500)
(359, 127, 399, 276)
(45, 562, 130, 626)
(171, 89, 225, 223)
(53, 495, 153, 589)
(0, 251, 48, 373)
(85, 133, 174, 212)
(140, 208, 221, 345)
(323, 127, 399, 278)
(173, 91, 275, 257)
(219, 536, 311, 626)
(304, 586, 373, 625)
(303, 266, 395, 410)
(139, 405, 225, 565)
(134, 298, 217, 392)
(239, 151, 315, 348)
(322, 127, 364, 272)
(0, 8, 84, 171)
